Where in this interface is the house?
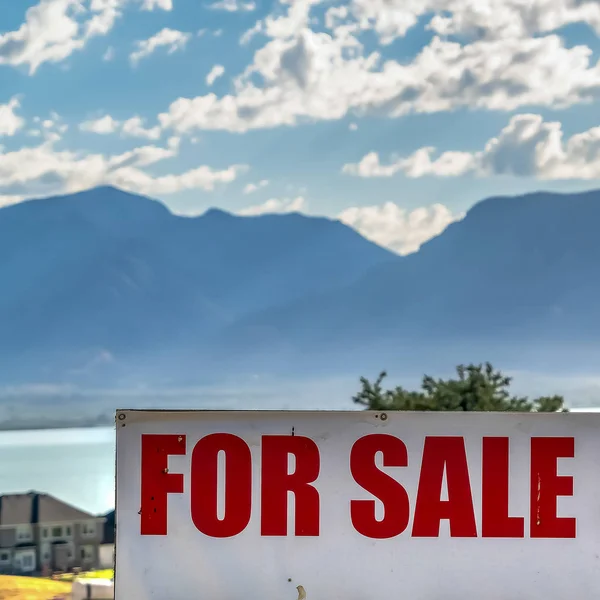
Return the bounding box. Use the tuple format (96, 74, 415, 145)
(0, 491, 106, 575)
(99, 510, 114, 570)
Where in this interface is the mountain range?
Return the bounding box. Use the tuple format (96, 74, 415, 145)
(2, 185, 600, 388)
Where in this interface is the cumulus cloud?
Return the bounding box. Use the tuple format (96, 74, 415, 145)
(141, 0, 173, 9)
(243, 179, 269, 194)
(0, 0, 126, 74)
(0, 194, 25, 208)
(0, 97, 24, 137)
(345, 0, 600, 45)
(121, 116, 162, 140)
(480, 114, 600, 180)
(143, 0, 600, 137)
(0, 0, 175, 74)
(338, 202, 464, 255)
(130, 28, 191, 66)
(206, 65, 225, 86)
(157, 22, 600, 135)
(343, 115, 600, 181)
(37, 111, 69, 141)
(79, 114, 162, 139)
(207, 0, 256, 11)
(0, 137, 246, 205)
(79, 114, 120, 134)
(238, 196, 305, 215)
(342, 149, 476, 178)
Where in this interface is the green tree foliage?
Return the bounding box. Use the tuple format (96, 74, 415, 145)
(353, 362, 567, 412)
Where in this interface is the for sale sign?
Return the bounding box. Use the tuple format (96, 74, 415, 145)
(115, 410, 600, 600)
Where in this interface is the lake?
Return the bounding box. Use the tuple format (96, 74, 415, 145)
(0, 379, 364, 514)
(0, 427, 115, 515)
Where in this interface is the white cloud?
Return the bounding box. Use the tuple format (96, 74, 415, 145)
(238, 196, 305, 215)
(141, 0, 173, 9)
(343, 115, 600, 181)
(158, 21, 600, 135)
(342, 149, 476, 178)
(121, 116, 162, 140)
(338, 202, 464, 255)
(0, 137, 246, 202)
(79, 114, 163, 139)
(0, 97, 24, 137)
(240, 21, 263, 45)
(349, 122, 358, 131)
(243, 179, 269, 194)
(206, 65, 225, 86)
(130, 28, 191, 66)
(149, 0, 600, 136)
(103, 46, 115, 61)
(37, 111, 69, 141)
(480, 114, 600, 180)
(207, 0, 256, 11)
(0, 194, 24, 208)
(0, 0, 130, 74)
(345, 0, 600, 45)
(79, 114, 120, 134)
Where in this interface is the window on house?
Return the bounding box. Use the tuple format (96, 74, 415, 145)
(80, 546, 93, 560)
(51, 527, 62, 537)
(66, 526, 71, 536)
(22, 554, 33, 568)
(82, 523, 95, 536)
(0, 552, 9, 562)
(17, 528, 31, 541)
(42, 529, 48, 538)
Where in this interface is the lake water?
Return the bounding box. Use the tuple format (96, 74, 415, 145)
(0, 427, 116, 515)
(0, 378, 364, 514)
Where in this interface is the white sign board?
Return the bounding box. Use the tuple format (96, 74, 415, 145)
(115, 410, 600, 600)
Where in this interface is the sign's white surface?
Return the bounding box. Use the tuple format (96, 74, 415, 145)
(115, 410, 600, 600)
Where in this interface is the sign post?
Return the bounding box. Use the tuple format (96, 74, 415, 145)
(115, 409, 600, 599)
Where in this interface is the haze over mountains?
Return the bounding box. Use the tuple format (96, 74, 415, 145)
(2, 185, 600, 395)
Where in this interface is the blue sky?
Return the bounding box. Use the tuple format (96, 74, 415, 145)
(1, 0, 600, 254)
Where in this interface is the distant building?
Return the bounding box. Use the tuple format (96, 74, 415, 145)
(99, 510, 114, 570)
(0, 491, 105, 574)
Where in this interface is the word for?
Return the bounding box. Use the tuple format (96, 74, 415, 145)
(139, 433, 575, 540)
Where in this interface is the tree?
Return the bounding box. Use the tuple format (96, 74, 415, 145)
(352, 362, 567, 412)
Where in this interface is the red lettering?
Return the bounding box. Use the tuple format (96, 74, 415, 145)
(412, 436, 477, 538)
(350, 434, 410, 539)
(190, 433, 252, 538)
(140, 434, 186, 535)
(482, 437, 524, 538)
(261, 436, 320, 536)
(530, 437, 576, 538)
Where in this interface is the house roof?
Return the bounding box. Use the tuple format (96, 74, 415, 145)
(102, 510, 115, 544)
(0, 492, 98, 526)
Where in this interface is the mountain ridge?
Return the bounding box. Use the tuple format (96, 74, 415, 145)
(0, 185, 398, 384)
(3, 185, 600, 386)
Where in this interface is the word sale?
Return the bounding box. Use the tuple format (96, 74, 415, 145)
(138, 433, 576, 540)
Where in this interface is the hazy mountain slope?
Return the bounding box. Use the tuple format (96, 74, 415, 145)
(217, 189, 600, 367)
(4, 185, 600, 386)
(0, 186, 396, 383)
